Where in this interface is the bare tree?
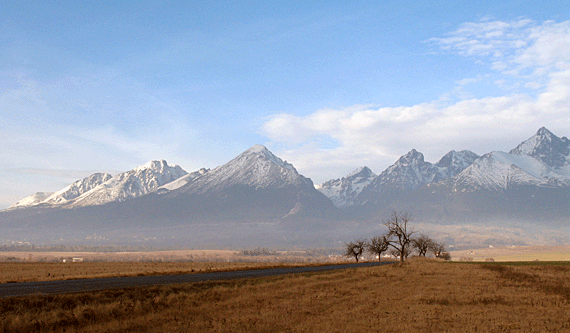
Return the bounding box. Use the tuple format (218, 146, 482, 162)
(412, 234, 433, 257)
(428, 240, 446, 258)
(384, 210, 415, 265)
(367, 235, 390, 261)
(344, 239, 366, 263)
(388, 247, 410, 259)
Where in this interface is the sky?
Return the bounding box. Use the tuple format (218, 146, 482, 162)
(1, 1, 570, 208)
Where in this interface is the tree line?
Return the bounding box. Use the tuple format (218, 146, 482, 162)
(345, 211, 450, 265)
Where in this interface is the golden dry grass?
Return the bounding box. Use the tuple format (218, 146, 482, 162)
(0, 261, 302, 283)
(450, 245, 570, 262)
(0, 249, 338, 283)
(2, 258, 570, 332)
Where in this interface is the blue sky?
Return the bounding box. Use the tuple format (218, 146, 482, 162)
(1, 1, 570, 208)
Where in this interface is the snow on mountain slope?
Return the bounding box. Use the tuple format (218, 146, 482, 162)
(42, 173, 113, 205)
(174, 145, 312, 194)
(509, 127, 570, 181)
(157, 144, 337, 221)
(156, 168, 209, 193)
(316, 167, 376, 208)
(9, 192, 53, 209)
(510, 127, 570, 168)
(452, 128, 570, 191)
(433, 150, 480, 182)
(70, 160, 187, 207)
(365, 149, 439, 192)
(453, 151, 551, 190)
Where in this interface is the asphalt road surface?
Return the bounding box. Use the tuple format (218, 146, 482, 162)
(0, 261, 392, 298)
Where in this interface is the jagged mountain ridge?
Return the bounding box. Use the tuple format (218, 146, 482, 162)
(9, 173, 113, 209)
(510, 127, 570, 169)
(450, 128, 570, 191)
(9, 192, 54, 209)
(172, 145, 313, 195)
(70, 160, 188, 207)
(316, 167, 376, 208)
(1, 129, 569, 246)
(351, 149, 479, 207)
(1, 145, 338, 235)
(154, 144, 338, 222)
(433, 150, 481, 182)
(44, 173, 113, 205)
(8, 161, 188, 210)
(4, 128, 569, 225)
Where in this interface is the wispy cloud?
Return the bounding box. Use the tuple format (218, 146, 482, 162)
(428, 18, 570, 78)
(262, 19, 570, 184)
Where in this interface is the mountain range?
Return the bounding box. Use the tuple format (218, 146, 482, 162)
(1, 127, 569, 248)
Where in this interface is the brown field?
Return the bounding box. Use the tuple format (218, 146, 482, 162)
(450, 245, 570, 262)
(2, 258, 570, 332)
(0, 250, 337, 284)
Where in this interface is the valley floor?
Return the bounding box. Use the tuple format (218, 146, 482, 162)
(1, 258, 570, 332)
(450, 245, 570, 261)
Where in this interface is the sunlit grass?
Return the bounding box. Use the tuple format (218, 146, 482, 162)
(2, 258, 570, 332)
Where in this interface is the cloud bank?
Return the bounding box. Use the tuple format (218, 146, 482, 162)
(262, 19, 570, 184)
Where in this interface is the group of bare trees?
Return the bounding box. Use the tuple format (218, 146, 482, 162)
(345, 211, 450, 265)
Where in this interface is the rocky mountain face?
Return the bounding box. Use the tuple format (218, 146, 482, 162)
(155, 168, 210, 194)
(352, 149, 478, 206)
(0, 145, 338, 245)
(154, 145, 338, 222)
(316, 167, 376, 208)
(1, 128, 568, 247)
(44, 173, 113, 205)
(70, 160, 187, 207)
(173, 145, 313, 194)
(433, 150, 481, 182)
(510, 127, 570, 169)
(451, 128, 570, 191)
(9, 192, 54, 209)
(7, 161, 187, 210)
(8, 173, 113, 209)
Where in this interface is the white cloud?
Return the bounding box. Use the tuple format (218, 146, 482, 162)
(430, 18, 570, 79)
(262, 19, 570, 184)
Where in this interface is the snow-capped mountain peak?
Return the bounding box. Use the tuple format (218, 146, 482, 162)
(433, 150, 480, 182)
(242, 144, 295, 171)
(395, 149, 425, 166)
(173, 145, 312, 195)
(8, 172, 113, 209)
(509, 127, 570, 169)
(43, 172, 113, 205)
(136, 160, 171, 172)
(9, 192, 53, 209)
(453, 151, 552, 190)
(346, 166, 375, 179)
(157, 168, 209, 193)
(316, 166, 376, 207)
(70, 160, 188, 207)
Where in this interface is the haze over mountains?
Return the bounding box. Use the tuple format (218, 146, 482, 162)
(1, 127, 569, 248)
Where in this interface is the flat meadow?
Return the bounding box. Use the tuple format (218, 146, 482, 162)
(0, 249, 332, 283)
(1, 258, 570, 332)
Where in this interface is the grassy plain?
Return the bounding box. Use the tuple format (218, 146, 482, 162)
(450, 245, 570, 262)
(0, 250, 335, 283)
(2, 258, 570, 332)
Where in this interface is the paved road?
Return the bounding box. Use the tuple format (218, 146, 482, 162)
(0, 261, 392, 298)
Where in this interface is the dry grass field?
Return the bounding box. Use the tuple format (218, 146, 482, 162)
(451, 245, 570, 262)
(2, 258, 570, 332)
(0, 249, 340, 283)
(0, 261, 303, 284)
